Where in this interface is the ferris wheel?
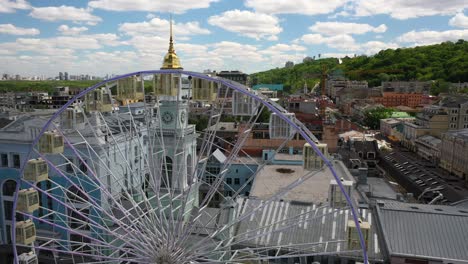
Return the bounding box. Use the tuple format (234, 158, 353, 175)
(11, 70, 369, 264)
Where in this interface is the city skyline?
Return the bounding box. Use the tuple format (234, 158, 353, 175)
(0, 0, 467, 77)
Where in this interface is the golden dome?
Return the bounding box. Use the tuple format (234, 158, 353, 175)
(161, 18, 183, 70)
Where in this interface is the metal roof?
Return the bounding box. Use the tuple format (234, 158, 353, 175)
(252, 84, 284, 91)
(233, 198, 383, 261)
(375, 200, 468, 262)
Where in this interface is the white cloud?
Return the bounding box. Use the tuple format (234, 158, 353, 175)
(0, 23, 39, 35)
(57, 25, 88, 35)
(146, 13, 156, 19)
(397, 29, 468, 45)
(260, 43, 306, 55)
(350, 0, 467, 19)
(360, 41, 398, 54)
(309, 22, 387, 36)
(322, 53, 355, 58)
(301, 33, 359, 51)
(208, 10, 281, 40)
(300, 33, 398, 55)
(88, 0, 218, 14)
(0, 0, 30, 13)
(449, 13, 468, 28)
(29, 6, 102, 25)
(0, 33, 123, 58)
(244, 0, 348, 15)
(119, 17, 210, 37)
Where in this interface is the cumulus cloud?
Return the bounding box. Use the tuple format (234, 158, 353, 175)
(57, 25, 88, 35)
(208, 10, 282, 40)
(119, 17, 210, 37)
(360, 41, 399, 54)
(449, 13, 468, 28)
(0, 23, 39, 35)
(300, 33, 398, 55)
(88, 0, 218, 14)
(244, 0, 347, 15)
(350, 0, 466, 19)
(397, 29, 468, 45)
(29, 6, 102, 25)
(301, 34, 359, 51)
(309, 22, 387, 36)
(0, 0, 30, 13)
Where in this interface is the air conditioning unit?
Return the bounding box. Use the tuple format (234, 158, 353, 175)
(38, 131, 64, 154)
(18, 251, 38, 264)
(24, 158, 48, 182)
(17, 188, 39, 213)
(16, 220, 36, 245)
(269, 113, 296, 139)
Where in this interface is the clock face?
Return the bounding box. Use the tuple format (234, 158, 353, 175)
(162, 111, 174, 124)
(180, 111, 186, 124)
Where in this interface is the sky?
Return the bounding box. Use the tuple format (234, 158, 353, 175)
(0, 0, 467, 77)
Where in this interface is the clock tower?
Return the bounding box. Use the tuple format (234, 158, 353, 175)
(149, 17, 197, 202)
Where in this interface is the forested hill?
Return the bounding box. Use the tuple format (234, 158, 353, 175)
(250, 40, 468, 92)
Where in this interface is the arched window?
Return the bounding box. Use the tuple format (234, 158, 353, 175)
(161, 156, 172, 188)
(2, 180, 17, 196)
(187, 154, 192, 185)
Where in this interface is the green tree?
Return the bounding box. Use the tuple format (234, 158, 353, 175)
(363, 107, 393, 129)
(430, 79, 450, 95)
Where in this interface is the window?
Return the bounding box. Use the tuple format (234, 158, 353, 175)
(1, 153, 7, 167)
(206, 175, 216, 185)
(234, 178, 240, 185)
(65, 157, 74, 173)
(79, 159, 87, 174)
(12, 153, 20, 168)
(46, 181, 53, 220)
(226, 191, 233, 197)
(226, 178, 232, 184)
(2, 180, 17, 196)
(4, 201, 13, 220)
(161, 157, 172, 188)
(207, 167, 220, 175)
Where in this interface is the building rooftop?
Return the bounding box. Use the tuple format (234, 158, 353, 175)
(443, 128, 468, 141)
(365, 177, 398, 200)
(234, 197, 382, 261)
(417, 135, 441, 146)
(390, 112, 412, 118)
(252, 84, 284, 91)
(250, 160, 357, 205)
(205, 122, 239, 133)
(375, 200, 468, 262)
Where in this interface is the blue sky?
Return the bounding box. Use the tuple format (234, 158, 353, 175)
(0, 0, 467, 77)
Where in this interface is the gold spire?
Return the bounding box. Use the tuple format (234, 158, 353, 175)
(161, 15, 183, 70)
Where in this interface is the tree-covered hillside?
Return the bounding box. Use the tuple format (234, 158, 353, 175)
(251, 40, 468, 92)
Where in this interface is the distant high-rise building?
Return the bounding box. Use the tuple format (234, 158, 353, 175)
(64, 72, 69, 81)
(59, 72, 64, 80)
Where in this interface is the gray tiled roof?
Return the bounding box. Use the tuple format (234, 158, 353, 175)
(376, 200, 468, 262)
